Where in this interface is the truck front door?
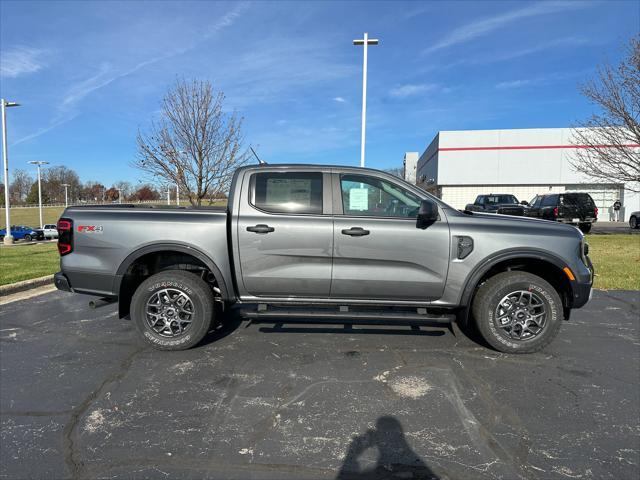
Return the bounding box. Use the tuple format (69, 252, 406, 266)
(330, 173, 450, 301)
(236, 170, 333, 298)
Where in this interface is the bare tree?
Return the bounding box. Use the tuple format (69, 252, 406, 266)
(571, 36, 640, 192)
(10, 169, 33, 204)
(113, 181, 133, 201)
(385, 167, 405, 179)
(134, 79, 250, 206)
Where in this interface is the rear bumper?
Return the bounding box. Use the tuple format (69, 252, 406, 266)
(54, 272, 72, 292)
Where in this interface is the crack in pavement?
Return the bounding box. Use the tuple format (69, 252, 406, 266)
(61, 347, 144, 480)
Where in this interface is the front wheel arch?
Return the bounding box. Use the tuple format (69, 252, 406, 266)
(460, 252, 573, 318)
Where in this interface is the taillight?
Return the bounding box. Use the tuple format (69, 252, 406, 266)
(57, 218, 73, 256)
(553, 207, 558, 218)
(594, 207, 598, 218)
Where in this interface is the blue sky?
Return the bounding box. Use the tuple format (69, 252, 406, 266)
(1, 0, 638, 186)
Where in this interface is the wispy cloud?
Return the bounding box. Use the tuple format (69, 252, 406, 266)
(13, 3, 249, 145)
(389, 83, 439, 98)
(423, 1, 589, 54)
(333, 96, 346, 103)
(495, 69, 587, 89)
(0, 46, 48, 78)
(495, 79, 538, 89)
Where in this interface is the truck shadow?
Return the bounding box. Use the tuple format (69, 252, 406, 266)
(337, 416, 439, 479)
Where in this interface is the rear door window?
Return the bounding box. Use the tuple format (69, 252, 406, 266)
(541, 195, 558, 207)
(251, 172, 323, 214)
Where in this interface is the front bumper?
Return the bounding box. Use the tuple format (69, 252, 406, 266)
(54, 272, 72, 292)
(572, 255, 594, 309)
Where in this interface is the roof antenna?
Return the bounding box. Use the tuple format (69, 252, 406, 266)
(250, 146, 267, 165)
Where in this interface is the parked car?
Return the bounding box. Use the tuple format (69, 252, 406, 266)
(0, 225, 44, 242)
(526, 193, 598, 234)
(464, 194, 528, 216)
(54, 164, 593, 354)
(630, 211, 640, 229)
(37, 224, 59, 239)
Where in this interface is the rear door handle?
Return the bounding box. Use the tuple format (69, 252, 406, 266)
(341, 227, 370, 237)
(247, 224, 275, 234)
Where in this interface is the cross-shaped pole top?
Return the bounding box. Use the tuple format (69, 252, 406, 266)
(353, 32, 379, 46)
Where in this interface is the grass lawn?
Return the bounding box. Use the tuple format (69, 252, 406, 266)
(588, 234, 639, 290)
(0, 243, 59, 285)
(1, 206, 65, 229)
(0, 233, 637, 290)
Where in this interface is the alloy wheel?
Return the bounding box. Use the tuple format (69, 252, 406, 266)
(145, 288, 195, 337)
(494, 290, 547, 340)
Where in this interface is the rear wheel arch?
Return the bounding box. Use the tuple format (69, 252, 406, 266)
(116, 244, 231, 319)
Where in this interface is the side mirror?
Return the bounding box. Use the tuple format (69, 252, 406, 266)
(520, 200, 529, 206)
(416, 199, 438, 229)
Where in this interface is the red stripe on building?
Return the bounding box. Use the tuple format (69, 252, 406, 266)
(439, 144, 640, 152)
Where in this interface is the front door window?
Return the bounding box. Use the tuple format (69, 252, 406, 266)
(340, 174, 421, 218)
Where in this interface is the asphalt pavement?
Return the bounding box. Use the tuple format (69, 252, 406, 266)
(1, 289, 638, 480)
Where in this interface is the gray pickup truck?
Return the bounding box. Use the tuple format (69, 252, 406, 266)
(54, 164, 593, 354)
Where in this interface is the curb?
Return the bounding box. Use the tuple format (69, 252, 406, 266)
(0, 275, 54, 296)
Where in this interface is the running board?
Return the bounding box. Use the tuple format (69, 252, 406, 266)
(241, 304, 455, 326)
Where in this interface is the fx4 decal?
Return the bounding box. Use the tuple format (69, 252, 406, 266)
(77, 225, 104, 233)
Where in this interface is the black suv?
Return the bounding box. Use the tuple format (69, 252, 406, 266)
(526, 192, 598, 233)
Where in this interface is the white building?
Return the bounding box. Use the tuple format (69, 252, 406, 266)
(411, 128, 640, 221)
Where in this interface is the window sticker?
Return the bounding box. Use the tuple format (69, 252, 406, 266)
(266, 179, 312, 207)
(349, 188, 369, 211)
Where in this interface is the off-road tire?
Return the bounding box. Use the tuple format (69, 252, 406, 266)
(578, 223, 592, 234)
(24, 234, 32, 242)
(472, 271, 562, 354)
(131, 270, 214, 351)
(630, 216, 638, 229)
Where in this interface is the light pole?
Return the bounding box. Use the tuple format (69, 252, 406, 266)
(166, 186, 171, 205)
(62, 183, 70, 207)
(28, 161, 49, 228)
(353, 33, 379, 168)
(116, 188, 123, 204)
(1, 99, 21, 245)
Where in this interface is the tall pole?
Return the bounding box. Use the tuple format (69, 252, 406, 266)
(2, 99, 21, 244)
(37, 165, 42, 227)
(29, 161, 49, 227)
(62, 184, 70, 207)
(1, 100, 11, 243)
(167, 186, 170, 205)
(176, 165, 180, 206)
(353, 33, 379, 168)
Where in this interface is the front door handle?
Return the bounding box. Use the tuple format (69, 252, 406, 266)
(247, 224, 275, 234)
(341, 227, 370, 237)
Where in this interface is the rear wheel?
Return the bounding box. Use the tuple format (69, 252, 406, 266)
(630, 216, 638, 229)
(472, 271, 562, 354)
(131, 270, 215, 350)
(578, 223, 591, 234)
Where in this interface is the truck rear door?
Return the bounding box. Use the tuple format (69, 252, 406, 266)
(235, 169, 333, 298)
(330, 172, 450, 301)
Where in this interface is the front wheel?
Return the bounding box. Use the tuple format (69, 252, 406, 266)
(131, 270, 215, 350)
(24, 234, 32, 242)
(472, 271, 563, 354)
(630, 216, 638, 229)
